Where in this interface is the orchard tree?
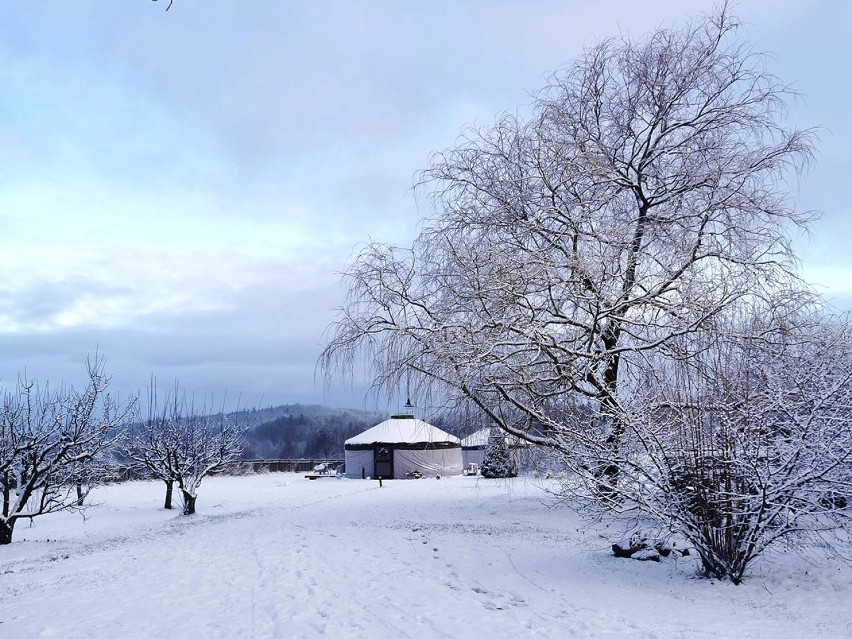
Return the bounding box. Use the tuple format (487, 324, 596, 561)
(0, 360, 134, 545)
(172, 411, 245, 515)
(125, 390, 183, 510)
(125, 386, 246, 515)
(322, 4, 814, 488)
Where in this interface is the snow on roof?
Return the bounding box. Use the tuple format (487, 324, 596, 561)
(460, 428, 494, 448)
(345, 415, 460, 446)
(461, 427, 528, 448)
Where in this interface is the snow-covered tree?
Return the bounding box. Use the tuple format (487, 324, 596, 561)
(479, 431, 518, 479)
(565, 303, 852, 582)
(125, 404, 182, 510)
(172, 411, 245, 515)
(321, 5, 815, 490)
(0, 360, 134, 544)
(317, 5, 850, 582)
(125, 387, 246, 515)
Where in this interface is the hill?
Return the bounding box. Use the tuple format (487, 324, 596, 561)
(236, 404, 384, 460)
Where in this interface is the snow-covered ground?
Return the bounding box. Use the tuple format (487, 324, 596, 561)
(2, 473, 850, 638)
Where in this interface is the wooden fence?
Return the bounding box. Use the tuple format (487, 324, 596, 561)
(232, 459, 345, 474)
(112, 459, 345, 482)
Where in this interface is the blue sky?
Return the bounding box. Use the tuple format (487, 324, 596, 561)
(0, 1, 849, 410)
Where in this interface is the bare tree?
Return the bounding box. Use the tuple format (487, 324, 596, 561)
(125, 389, 183, 509)
(322, 4, 815, 489)
(0, 360, 134, 545)
(69, 446, 123, 508)
(125, 386, 245, 515)
(172, 411, 244, 515)
(318, 5, 846, 581)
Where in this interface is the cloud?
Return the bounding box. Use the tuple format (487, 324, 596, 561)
(0, 0, 849, 411)
(0, 279, 132, 330)
(0, 273, 345, 407)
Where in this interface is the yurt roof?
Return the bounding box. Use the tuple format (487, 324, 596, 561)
(460, 427, 527, 448)
(345, 415, 460, 446)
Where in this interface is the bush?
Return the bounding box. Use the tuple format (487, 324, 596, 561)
(480, 431, 518, 479)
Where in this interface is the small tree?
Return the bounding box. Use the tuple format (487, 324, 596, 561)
(480, 431, 518, 479)
(69, 447, 122, 507)
(0, 360, 134, 544)
(172, 411, 245, 515)
(124, 386, 246, 515)
(124, 385, 184, 509)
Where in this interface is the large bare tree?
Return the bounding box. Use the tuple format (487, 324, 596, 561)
(322, 5, 814, 481)
(124, 387, 183, 510)
(319, 7, 849, 581)
(0, 360, 134, 545)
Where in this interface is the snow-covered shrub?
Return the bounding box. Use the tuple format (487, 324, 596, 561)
(567, 309, 852, 583)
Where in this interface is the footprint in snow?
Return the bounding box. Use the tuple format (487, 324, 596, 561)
(510, 594, 528, 606)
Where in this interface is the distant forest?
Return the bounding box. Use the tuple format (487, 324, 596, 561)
(237, 404, 383, 460)
(236, 404, 479, 460)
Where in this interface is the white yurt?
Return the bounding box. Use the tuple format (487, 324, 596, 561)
(460, 427, 528, 467)
(344, 414, 463, 479)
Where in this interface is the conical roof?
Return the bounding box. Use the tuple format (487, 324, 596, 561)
(345, 415, 460, 446)
(460, 427, 527, 448)
(460, 427, 494, 448)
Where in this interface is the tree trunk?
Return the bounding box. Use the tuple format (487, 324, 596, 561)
(599, 344, 623, 496)
(2, 472, 9, 518)
(76, 482, 85, 507)
(181, 490, 196, 515)
(0, 519, 14, 545)
(163, 479, 174, 510)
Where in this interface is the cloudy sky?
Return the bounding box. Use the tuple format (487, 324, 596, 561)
(0, 1, 849, 411)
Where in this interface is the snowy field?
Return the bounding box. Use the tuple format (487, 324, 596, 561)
(2, 474, 851, 638)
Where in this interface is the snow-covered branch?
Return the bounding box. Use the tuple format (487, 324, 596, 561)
(123, 384, 246, 514)
(0, 359, 134, 544)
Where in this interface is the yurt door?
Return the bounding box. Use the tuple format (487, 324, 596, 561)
(374, 446, 393, 479)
